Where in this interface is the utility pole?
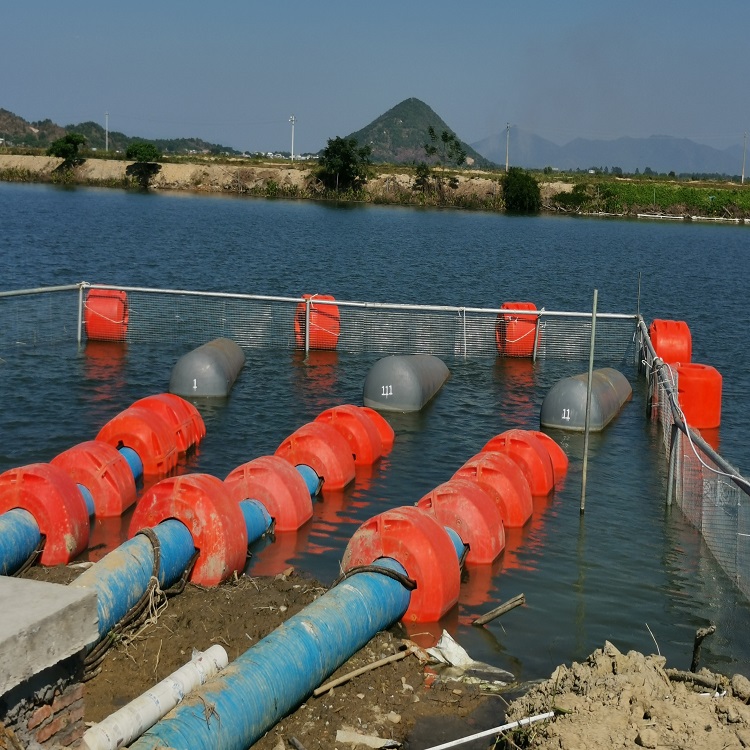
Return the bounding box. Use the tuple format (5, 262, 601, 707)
(505, 122, 510, 173)
(105, 112, 109, 153)
(289, 115, 296, 162)
(742, 131, 747, 185)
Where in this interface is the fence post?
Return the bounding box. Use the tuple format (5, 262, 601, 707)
(580, 290, 598, 513)
(532, 310, 543, 362)
(304, 297, 311, 355)
(77, 284, 85, 346)
(666, 423, 679, 507)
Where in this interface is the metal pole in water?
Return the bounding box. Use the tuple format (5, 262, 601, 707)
(580, 289, 598, 513)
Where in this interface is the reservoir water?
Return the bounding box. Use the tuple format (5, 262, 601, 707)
(1, 181, 749, 684)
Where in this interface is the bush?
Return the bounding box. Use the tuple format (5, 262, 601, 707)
(502, 168, 541, 213)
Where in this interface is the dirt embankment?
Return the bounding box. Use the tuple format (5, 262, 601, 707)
(0, 154, 568, 205)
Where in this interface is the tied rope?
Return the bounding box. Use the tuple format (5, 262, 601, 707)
(83, 527, 199, 680)
(331, 564, 417, 592)
(11, 534, 46, 577)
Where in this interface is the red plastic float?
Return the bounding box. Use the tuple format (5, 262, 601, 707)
(649, 319, 692, 365)
(359, 407, 395, 453)
(97, 406, 178, 477)
(342, 505, 460, 623)
(525, 430, 568, 482)
(675, 362, 722, 429)
(0, 463, 89, 565)
(454, 452, 533, 528)
(131, 393, 206, 454)
(315, 405, 382, 466)
(495, 302, 539, 357)
(51, 440, 136, 518)
(275, 422, 355, 491)
(84, 289, 129, 342)
(129, 474, 248, 587)
(416, 479, 505, 564)
(294, 294, 341, 350)
(483, 430, 555, 496)
(224, 455, 313, 532)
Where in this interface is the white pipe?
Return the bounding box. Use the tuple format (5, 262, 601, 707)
(422, 711, 555, 750)
(81, 645, 228, 750)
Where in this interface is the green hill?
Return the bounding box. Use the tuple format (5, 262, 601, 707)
(345, 97, 495, 169)
(0, 108, 239, 155)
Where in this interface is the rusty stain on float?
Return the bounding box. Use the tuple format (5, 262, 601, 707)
(495, 302, 539, 357)
(294, 294, 340, 350)
(84, 289, 129, 342)
(675, 362, 722, 428)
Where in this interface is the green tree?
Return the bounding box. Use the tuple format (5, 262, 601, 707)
(126, 142, 161, 162)
(502, 167, 542, 213)
(424, 126, 466, 168)
(125, 142, 162, 189)
(46, 133, 86, 162)
(317, 136, 372, 191)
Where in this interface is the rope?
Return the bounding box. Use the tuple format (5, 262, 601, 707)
(83, 300, 126, 325)
(331, 564, 417, 592)
(12, 534, 46, 577)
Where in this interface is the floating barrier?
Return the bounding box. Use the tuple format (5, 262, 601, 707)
(131, 394, 206, 454)
(483, 430, 556, 496)
(360, 407, 395, 452)
(495, 302, 539, 357)
(416, 479, 505, 564)
(314, 404, 383, 465)
(363, 354, 450, 412)
(293, 294, 340, 350)
(649, 319, 692, 364)
(540, 367, 632, 432)
(454, 451, 533, 527)
(169, 338, 245, 398)
(526, 429, 569, 481)
(0, 508, 42, 575)
(84, 289, 129, 342)
(275, 422, 356, 491)
(675, 362, 722, 428)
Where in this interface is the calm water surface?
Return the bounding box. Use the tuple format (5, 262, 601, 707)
(2, 182, 749, 683)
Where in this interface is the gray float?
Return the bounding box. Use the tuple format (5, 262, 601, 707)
(540, 367, 632, 431)
(169, 338, 246, 398)
(363, 354, 450, 412)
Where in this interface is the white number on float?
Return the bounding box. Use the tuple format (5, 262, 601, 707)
(381, 384, 393, 397)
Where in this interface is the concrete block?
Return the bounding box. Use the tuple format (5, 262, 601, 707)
(0, 576, 98, 695)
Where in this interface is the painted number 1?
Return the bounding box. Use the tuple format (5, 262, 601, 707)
(382, 384, 393, 397)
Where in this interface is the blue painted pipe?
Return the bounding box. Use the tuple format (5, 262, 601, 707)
(119, 446, 144, 483)
(0, 509, 42, 575)
(240, 499, 273, 544)
(130, 559, 411, 750)
(296, 463, 322, 496)
(78, 484, 96, 517)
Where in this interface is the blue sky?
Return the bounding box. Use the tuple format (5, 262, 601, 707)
(3, 1, 748, 153)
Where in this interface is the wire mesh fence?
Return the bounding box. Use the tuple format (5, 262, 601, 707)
(640, 319, 750, 599)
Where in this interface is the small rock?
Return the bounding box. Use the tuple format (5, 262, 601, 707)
(272, 741, 285, 750)
(452, 689, 462, 695)
(733, 674, 750, 702)
(635, 728, 658, 748)
(357, 693, 365, 699)
(387, 711, 401, 724)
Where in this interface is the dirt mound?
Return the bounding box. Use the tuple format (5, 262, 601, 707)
(504, 641, 750, 749)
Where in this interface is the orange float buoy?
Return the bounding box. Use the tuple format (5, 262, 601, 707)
(675, 362, 722, 429)
(359, 407, 395, 453)
(315, 405, 382, 466)
(454, 452, 533, 528)
(96, 406, 178, 477)
(275, 422, 355, 491)
(51, 440, 136, 518)
(649, 319, 692, 364)
(342, 506, 460, 623)
(416, 479, 505, 565)
(495, 302, 539, 357)
(224, 455, 313, 532)
(129, 474, 248, 587)
(294, 294, 340, 350)
(131, 393, 206, 454)
(0, 463, 89, 565)
(525, 430, 568, 482)
(483, 430, 555, 496)
(84, 289, 129, 342)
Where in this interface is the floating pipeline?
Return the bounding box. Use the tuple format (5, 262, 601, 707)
(363, 354, 450, 412)
(0, 393, 202, 576)
(169, 338, 246, 398)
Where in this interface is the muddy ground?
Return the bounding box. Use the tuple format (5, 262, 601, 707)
(22, 564, 750, 750)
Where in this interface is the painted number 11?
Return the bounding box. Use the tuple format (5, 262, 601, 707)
(561, 408, 571, 421)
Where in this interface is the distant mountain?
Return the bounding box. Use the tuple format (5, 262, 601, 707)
(345, 98, 495, 169)
(0, 108, 239, 155)
(472, 127, 744, 176)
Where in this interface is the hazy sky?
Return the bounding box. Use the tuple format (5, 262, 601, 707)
(3, 1, 748, 153)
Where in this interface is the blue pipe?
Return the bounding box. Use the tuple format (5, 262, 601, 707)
(240, 499, 273, 541)
(78, 484, 96, 517)
(72, 519, 197, 638)
(295, 463, 322, 496)
(119, 446, 144, 483)
(0, 509, 42, 575)
(130, 559, 411, 750)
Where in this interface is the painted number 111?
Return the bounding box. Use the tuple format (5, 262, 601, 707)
(382, 385, 393, 397)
